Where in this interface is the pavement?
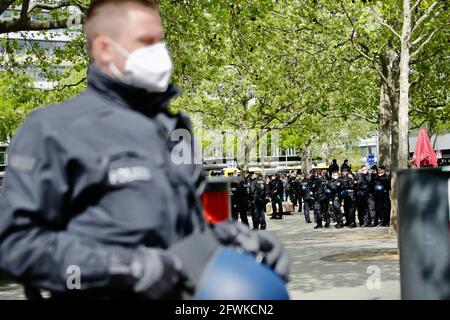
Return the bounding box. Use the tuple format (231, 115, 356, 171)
(267, 212, 401, 300)
(0, 211, 401, 300)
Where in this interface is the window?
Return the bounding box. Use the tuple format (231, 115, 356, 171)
(0, 149, 7, 166)
(0, 9, 20, 19)
(14, 39, 68, 53)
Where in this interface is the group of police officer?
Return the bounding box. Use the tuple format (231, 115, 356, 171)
(230, 163, 392, 231)
(230, 171, 289, 230)
(299, 165, 391, 229)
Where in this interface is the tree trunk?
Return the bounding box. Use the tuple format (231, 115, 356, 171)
(390, 0, 412, 235)
(242, 138, 251, 177)
(398, 0, 412, 170)
(390, 97, 400, 169)
(389, 171, 399, 236)
(300, 140, 312, 174)
(378, 93, 391, 168)
(239, 129, 262, 177)
(379, 49, 399, 169)
(379, 49, 399, 168)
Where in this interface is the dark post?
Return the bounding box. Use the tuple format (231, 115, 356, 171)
(398, 168, 450, 299)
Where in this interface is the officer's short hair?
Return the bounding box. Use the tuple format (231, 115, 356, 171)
(85, 0, 159, 50)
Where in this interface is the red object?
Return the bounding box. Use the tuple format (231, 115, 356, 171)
(412, 128, 438, 168)
(201, 191, 230, 224)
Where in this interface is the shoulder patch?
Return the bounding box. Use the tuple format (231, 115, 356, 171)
(108, 166, 152, 185)
(8, 154, 37, 173)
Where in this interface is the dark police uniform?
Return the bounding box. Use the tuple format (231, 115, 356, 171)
(244, 174, 256, 227)
(250, 177, 267, 230)
(231, 180, 250, 226)
(339, 174, 356, 227)
(287, 175, 301, 212)
(329, 177, 344, 228)
(0, 65, 207, 296)
(312, 176, 330, 228)
(370, 173, 391, 226)
(355, 172, 371, 226)
(299, 177, 313, 223)
(366, 169, 378, 227)
(328, 163, 339, 177)
(269, 177, 284, 219)
(291, 177, 303, 213)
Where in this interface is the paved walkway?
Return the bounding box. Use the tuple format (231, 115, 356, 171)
(0, 212, 401, 300)
(266, 212, 400, 300)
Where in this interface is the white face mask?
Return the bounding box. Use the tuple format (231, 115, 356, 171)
(108, 40, 173, 93)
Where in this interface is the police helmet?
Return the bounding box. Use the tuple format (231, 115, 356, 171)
(324, 188, 332, 196)
(340, 189, 349, 197)
(357, 191, 365, 198)
(374, 184, 384, 193)
(194, 248, 290, 300)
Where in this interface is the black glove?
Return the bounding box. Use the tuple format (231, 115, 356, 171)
(108, 246, 183, 299)
(256, 230, 291, 281)
(212, 221, 291, 281)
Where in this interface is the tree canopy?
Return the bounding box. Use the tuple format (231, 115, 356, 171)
(0, 0, 448, 170)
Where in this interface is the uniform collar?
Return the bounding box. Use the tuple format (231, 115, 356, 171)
(86, 63, 180, 116)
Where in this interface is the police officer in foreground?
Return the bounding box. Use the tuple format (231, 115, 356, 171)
(0, 0, 289, 299)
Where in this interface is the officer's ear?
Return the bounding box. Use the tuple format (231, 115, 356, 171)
(91, 36, 116, 67)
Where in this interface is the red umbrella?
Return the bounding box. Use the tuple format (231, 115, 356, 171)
(412, 128, 438, 168)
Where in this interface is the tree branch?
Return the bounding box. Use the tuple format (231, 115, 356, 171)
(270, 110, 306, 130)
(377, 17, 402, 40)
(411, 31, 428, 46)
(347, 112, 378, 124)
(411, 0, 424, 13)
(0, 0, 87, 34)
(20, 0, 30, 22)
(340, 0, 376, 63)
(55, 77, 86, 91)
(374, 63, 389, 85)
(374, 41, 390, 56)
(410, 28, 439, 60)
(0, 15, 85, 34)
(350, 29, 374, 62)
(411, 1, 441, 34)
(28, 0, 88, 13)
(0, 1, 16, 16)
